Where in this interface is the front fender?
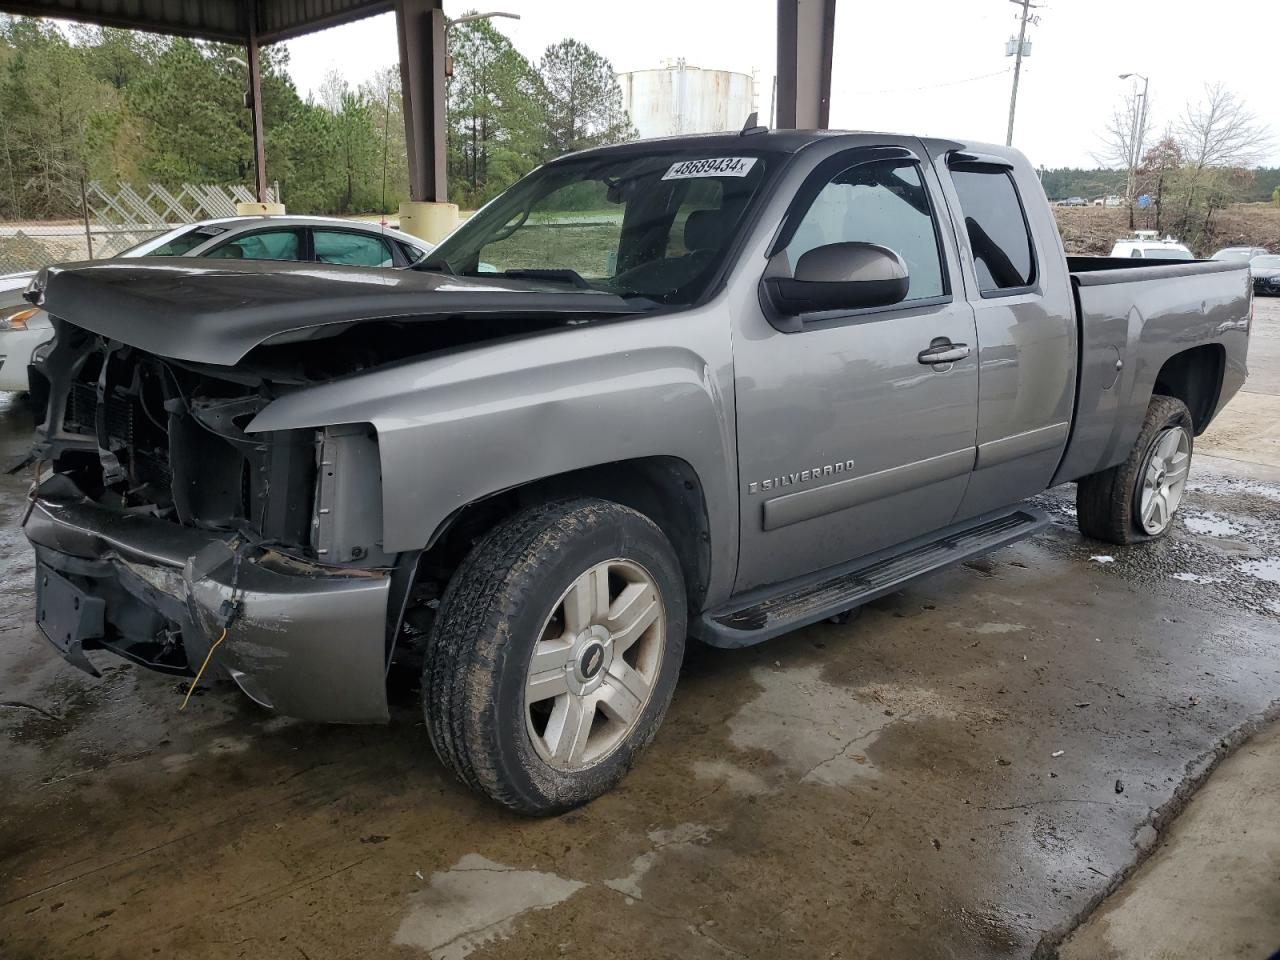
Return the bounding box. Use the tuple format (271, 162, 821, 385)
(247, 312, 738, 604)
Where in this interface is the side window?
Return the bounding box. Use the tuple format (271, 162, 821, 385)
(949, 168, 1036, 293)
(397, 240, 427, 265)
(1130, 249, 1143, 258)
(314, 230, 396, 267)
(205, 229, 303, 262)
(783, 160, 944, 302)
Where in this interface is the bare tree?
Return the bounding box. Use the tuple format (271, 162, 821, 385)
(1173, 83, 1272, 241)
(1177, 83, 1271, 170)
(1094, 90, 1151, 229)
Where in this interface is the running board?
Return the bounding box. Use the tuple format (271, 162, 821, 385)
(696, 507, 1049, 648)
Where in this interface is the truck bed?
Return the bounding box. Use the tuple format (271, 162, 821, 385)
(1052, 257, 1252, 485)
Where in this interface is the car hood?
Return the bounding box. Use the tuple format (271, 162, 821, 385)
(30, 259, 646, 365)
(1253, 267, 1280, 279)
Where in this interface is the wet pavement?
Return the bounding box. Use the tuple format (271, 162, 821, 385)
(2, 305, 1280, 960)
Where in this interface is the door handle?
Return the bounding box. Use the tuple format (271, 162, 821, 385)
(917, 341, 971, 365)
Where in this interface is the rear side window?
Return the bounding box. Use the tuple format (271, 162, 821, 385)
(314, 230, 396, 267)
(950, 167, 1036, 294)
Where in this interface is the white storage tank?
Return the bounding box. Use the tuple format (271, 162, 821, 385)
(618, 60, 758, 139)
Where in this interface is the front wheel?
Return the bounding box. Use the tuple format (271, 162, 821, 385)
(423, 498, 686, 815)
(1076, 395, 1194, 545)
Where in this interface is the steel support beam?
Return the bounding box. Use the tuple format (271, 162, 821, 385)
(396, 0, 448, 203)
(246, 0, 268, 203)
(775, 0, 836, 129)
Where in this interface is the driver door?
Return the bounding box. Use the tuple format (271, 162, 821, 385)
(732, 147, 979, 592)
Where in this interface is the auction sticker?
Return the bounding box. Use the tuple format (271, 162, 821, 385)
(661, 157, 758, 180)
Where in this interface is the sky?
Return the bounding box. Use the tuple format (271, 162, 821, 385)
(283, 0, 1278, 169)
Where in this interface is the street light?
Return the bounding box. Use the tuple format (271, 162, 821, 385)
(1119, 73, 1150, 229)
(443, 11, 520, 77)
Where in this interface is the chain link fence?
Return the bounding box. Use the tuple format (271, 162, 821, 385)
(0, 223, 167, 275)
(0, 182, 277, 276)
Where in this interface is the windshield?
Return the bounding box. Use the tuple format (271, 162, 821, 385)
(425, 149, 779, 304)
(1143, 247, 1193, 260)
(1251, 255, 1280, 269)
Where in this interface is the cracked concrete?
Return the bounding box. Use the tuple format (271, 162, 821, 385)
(0, 300, 1278, 959)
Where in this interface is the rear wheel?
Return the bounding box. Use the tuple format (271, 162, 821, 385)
(1076, 395, 1194, 545)
(423, 498, 686, 815)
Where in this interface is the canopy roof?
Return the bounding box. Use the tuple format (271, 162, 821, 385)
(0, 0, 395, 44)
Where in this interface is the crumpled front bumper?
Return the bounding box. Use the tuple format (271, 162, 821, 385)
(24, 495, 393, 723)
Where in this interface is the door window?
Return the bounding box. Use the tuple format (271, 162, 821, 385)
(783, 159, 945, 302)
(205, 229, 303, 261)
(949, 168, 1036, 293)
(314, 230, 396, 267)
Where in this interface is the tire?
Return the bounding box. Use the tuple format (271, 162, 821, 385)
(423, 498, 687, 815)
(1076, 394, 1194, 545)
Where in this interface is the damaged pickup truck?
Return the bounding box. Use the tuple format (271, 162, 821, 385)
(22, 130, 1252, 814)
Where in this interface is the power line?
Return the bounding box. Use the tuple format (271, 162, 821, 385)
(847, 67, 1014, 98)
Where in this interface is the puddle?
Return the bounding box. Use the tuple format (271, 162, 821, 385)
(603, 823, 714, 900)
(1239, 557, 1280, 585)
(394, 854, 585, 960)
(1171, 573, 1225, 585)
(1182, 512, 1246, 538)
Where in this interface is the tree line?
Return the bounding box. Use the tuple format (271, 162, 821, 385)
(0, 14, 634, 220)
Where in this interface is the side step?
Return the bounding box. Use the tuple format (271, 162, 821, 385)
(695, 507, 1049, 649)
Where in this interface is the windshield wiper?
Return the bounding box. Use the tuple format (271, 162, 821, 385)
(498, 268, 593, 290)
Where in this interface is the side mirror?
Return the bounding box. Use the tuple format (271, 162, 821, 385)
(763, 242, 910, 320)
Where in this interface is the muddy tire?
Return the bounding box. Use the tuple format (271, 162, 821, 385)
(1076, 395, 1194, 545)
(423, 498, 686, 816)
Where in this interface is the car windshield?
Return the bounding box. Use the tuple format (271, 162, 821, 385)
(1143, 247, 1192, 260)
(1214, 249, 1253, 261)
(424, 149, 779, 304)
(1251, 255, 1280, 269)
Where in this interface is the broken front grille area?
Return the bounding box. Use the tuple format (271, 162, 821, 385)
(36, 333, 317, 552)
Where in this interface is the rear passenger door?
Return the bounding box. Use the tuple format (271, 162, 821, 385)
(732, 146, 980, 593)
(931, 149, 1078, 519)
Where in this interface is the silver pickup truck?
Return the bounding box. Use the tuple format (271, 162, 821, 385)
(21, 131, 1252, 814)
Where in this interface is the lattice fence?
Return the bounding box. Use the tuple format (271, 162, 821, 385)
(0, 182, 278, 275)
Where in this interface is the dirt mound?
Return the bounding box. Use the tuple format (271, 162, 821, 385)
(1052, 204, 1280, 257)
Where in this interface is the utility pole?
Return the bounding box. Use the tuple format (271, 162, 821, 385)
(1005, 0, 1039, 146)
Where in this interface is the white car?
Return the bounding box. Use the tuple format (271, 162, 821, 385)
(1108, 235, 1194, 261)
(0, 215, 434, 392)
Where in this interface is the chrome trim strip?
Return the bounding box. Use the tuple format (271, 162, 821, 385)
(762, 447, 976, 531)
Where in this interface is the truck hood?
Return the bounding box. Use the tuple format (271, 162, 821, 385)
(29, 259, 646, 365)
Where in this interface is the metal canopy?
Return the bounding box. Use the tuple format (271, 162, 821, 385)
(0, 0, 395, 44)
(0, 0, 834, 210)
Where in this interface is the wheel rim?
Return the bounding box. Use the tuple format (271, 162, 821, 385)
(524, 558, 665, 772)
(1138, 425, 1191, 535)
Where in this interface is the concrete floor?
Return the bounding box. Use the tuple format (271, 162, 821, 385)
(1060, 723, 1280, 960)
(2, 302, 1279, 960)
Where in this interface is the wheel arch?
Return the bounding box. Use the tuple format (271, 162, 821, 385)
(1151, 343, 1225, 435)
(422, 456, 714, 614)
